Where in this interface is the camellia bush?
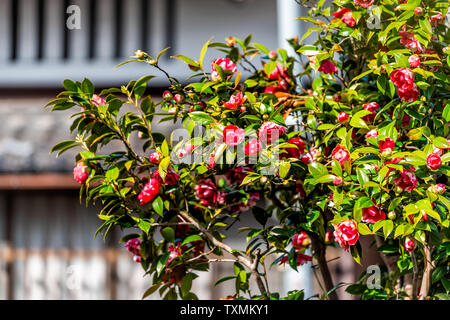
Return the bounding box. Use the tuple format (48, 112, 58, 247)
(48, 0, 449, 300)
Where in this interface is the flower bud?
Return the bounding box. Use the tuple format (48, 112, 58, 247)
(163, 90, 173, 101)
(337, 112, 349, 123)
(414, 7, 422, 15)
(260, 176, 268, 184)
(268, 50, 278, 60)
(168, 107, 178, 115)
(240, 106, 246, 113)
(404, 237, 416, 252)
(174, 94, 185, 104)
(135, 50, 147, 59)
(226, 36, 236, 47)
(388, 211, 396, 220)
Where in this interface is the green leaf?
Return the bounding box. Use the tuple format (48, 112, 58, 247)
(279, 161, 291, 179)
(105, 167, 120, 180)
(81, 78, 94, 96)
(161, 227, 175, 242)
(432, 266, 446, 284)
(383, 220, 394, 239)
(433, 137, 450, 149)
(358, 223, 373, 235)
(199, 37, 213, 70)
(152, 196, 164, 217)
(138, 219, 151, 234)
(142, 283, 162, 299)
(264, 61, 277, 78)
(252, 43, 270, 55)
(350, 243, 362, 265)
(308, 162, 328, 177)
(181, 235, 203, 246)
(443, 104, 450, 122)
(350, 110, 371, 129)
(188, 112, 215, 125)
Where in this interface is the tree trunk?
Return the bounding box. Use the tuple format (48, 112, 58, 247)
(312, 237, 338, 300)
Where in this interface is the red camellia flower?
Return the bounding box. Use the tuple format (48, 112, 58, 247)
(332, 8, 356, 27)
(244, 138, 262, 157)
(283, 137, 306, 158)
(225, 166, 253, 184)
(337, 112, 349, 123)
(427, 153, 442, 170)
(354, 0, 374, 8)
(223, 92, 245, 110)
(223, 125, 245, 147)
(138, 178, 160, 204)
(258, 122, 286, 143)
(379, 138, 395, 154)
(149, 152, 162, 164)
(390, 67, 414, 87)
(124, 238, 142, 263)
(331, 144, 350, 166)
(404, 237, 416, 252)
(318, 59, 338, 74)
(73, 162, 89, 184)
(429, 12, 444, 27)
(292, 232, 310, 249)
(296, 253, 313, 266)
(195, 179, 218, 208)
(211, 57, 237, 82)
(153, 168, 180, 186)
(333, 220, 359, 251)
(362, 205, 386, 224)
(398, 83, 419, 102)
(393, 168, 417, 192)
(362, 102, 379, 123)
(333, 176, 343, 186)
(408, 55, 420, 68)
(365, 129, 378, 139)
(429, 184, 446, 195)
(399, 31, 423, 53)
(268, 62, 288, 80)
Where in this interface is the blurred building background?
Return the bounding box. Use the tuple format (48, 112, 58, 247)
(0, 0, 381, 300)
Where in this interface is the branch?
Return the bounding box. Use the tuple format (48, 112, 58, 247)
(410, 251, 419, 300)
(419, 243, 434, 300)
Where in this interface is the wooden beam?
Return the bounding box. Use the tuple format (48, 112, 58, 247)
(0, 173, 80, 190)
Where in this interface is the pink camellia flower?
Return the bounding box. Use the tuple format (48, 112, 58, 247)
(398, 83, 419, 102)
(414, 7, 422, 15)
(153, 168, 180, 186)
(244, 138, 262, 157)
(258, 122, 286, 143)
(337, 112, 349, 123)
(149, 152, 162, 164)
(268, 62, 288, 80)
(362, 205, 386, 224)
(292, 232, 310, 249)
(296, 253, 313, 266)
(195, 179, 218, 208)
(354, 0, 374, 8)
(138, 178, 161, 204)
(223, 92, 245, 110)
(124, 238, 142, 263)
(73, 162, 89, 184)
(223, 125, 246, 147)
(211, 57, 237, 82)
(283, 137, 306, 159)
(331, 144, 350, 166)
(427, 153, 442, 170)
(318, 59, 338, 74)
(333, 220, 359, 251)
(408, 55, 420, 68)
(429, 12, 444, 27)
(393, 168, 417, 192)
(362, 102, 379, 123)
(379, 138, 395, 154)
(92, 94, 106, 106)
(365, 129, 378, 139)
(333, 176, 344, 186)
(399, 31, 423, 53)
(404, 237, 416, 252)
